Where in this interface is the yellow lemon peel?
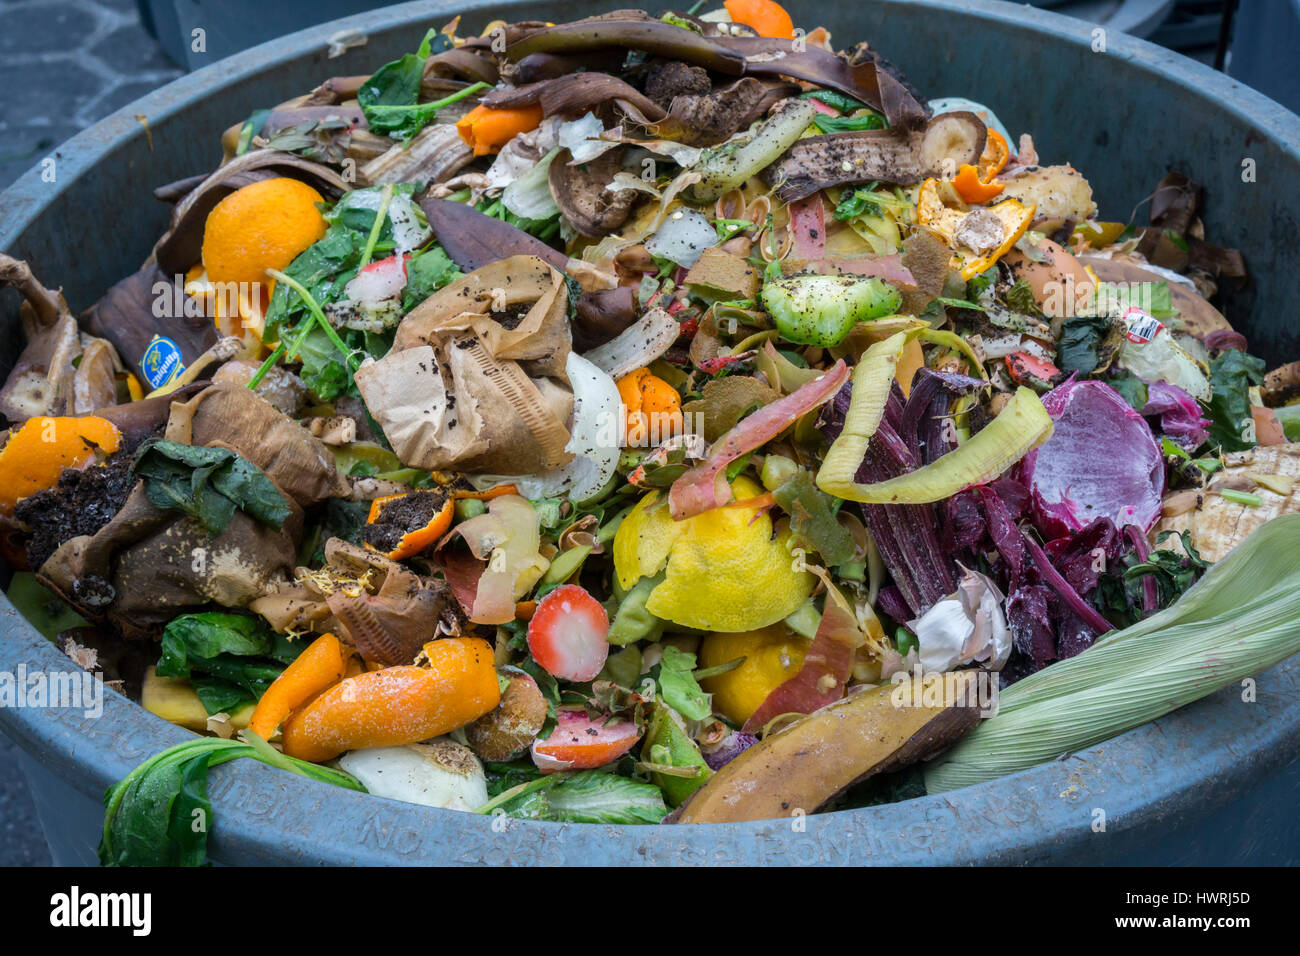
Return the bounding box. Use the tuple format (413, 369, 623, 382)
(614, 477, 815, 632)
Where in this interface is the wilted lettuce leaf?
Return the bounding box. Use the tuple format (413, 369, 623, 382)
(402, 245, 462, 312)
(654, 645, 712, 722)
(493, 770, 669, 824)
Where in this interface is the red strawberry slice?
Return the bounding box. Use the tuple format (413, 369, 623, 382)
(343, 253, 409, 303)
(531, 709, 640, 773)
(526, 584, 610, 683)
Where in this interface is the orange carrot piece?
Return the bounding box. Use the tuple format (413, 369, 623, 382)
(279, 637, 500, 762)
(723, 0, 795, 39)
(249, 633, 348, 740)
(456, 103, 544, 157)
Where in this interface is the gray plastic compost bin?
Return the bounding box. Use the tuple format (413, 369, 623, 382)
(3, 0, 1300, 866)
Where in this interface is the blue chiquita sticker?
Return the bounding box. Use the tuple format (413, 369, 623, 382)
(139, 335, 186, 390)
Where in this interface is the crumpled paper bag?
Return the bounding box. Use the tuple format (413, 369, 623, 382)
(356, 255, 576, 474)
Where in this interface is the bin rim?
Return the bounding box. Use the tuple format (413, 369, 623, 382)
(2, 0, 1300, 865)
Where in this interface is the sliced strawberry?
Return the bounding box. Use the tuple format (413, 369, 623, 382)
(526, 584, 609, 682)
(343, 253, 409, 303)
(531, 709, 640, 773)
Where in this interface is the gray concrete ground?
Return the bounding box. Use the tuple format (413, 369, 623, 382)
(0, 0, 182, 189)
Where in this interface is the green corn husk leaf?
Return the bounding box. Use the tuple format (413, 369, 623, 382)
(924, 514, 1300, 793)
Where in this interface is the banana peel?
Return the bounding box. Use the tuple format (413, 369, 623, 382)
(672, 672, 981, 823)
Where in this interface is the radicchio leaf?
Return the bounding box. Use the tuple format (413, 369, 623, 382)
(740, 589, 862, 734)
(1022, 378, 1164, 537)
(1142, 381, 1211, 452)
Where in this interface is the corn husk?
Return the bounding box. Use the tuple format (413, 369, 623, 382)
(924, 514, 1300, 793)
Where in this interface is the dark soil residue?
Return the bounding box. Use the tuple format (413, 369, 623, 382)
(490, 301, 533, 330)
(15, 450, 136, 570)
(362, 488, 450, 555)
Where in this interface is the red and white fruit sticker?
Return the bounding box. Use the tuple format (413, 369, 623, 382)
(1123, 307, 1165, 344)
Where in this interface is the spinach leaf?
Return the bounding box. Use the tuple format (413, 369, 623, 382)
(1058, 314, 1113, 376)
(156, 612, 300, 715)
(653, 645, 712, 722)
(158, 611, 271, 662)
(813, 111, 886, 134)
(133, 439, 291, 535)
(357, 29, 436, 136)
(357, 30, 460, 140)
(402, 245, 462, 312)
(1204, 348, 1266, 452)
(264, 222, 365, 340)
(100, 736, 365, 866)
(800, 89, 872, 115)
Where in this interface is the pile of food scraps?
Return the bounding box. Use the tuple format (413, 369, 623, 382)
(2, 3, 1298, 866)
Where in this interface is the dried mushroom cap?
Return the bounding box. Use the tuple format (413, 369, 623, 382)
(548, 147, 637, 238)
(408, 738, 484, 777)
(466, 670, 548, 761)
(952, 208, 1006, 255)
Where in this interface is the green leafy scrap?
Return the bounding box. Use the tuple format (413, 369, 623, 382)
(99, 736, 364, 866)
(654, 645, 712, 721)
(1204, 349, 1266, 452)
(132, 439, 291, 536)
(155, 612, 302, 715)
(480, 770, 670, 824)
